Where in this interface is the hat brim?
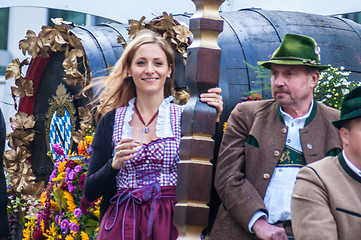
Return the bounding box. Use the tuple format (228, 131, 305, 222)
(332, 119, 345, 129)
(257, 59, 330, 71)
(332, 114, 361, 129)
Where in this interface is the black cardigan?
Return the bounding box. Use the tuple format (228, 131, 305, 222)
(83, 110, 119, 220)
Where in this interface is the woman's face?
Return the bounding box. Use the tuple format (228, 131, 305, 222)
(129, 43, 171, 97)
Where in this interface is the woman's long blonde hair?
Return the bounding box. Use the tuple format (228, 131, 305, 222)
(91, 30, 175, 119)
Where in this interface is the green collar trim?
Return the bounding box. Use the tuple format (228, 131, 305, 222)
(304, 99, 317, 127)
(338, 153, 361, 184)
(277, 99, 317, 126)
(277, 105, 284, 124)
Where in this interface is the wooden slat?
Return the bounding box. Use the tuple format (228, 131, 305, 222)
(174, 0, 224, 239)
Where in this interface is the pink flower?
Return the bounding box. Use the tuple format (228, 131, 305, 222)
(80, 195, 91, 215)
(52, 144, 64, 156)
(55, 215, 60, 225)
(79, 174, 86, 189)
(74, 208, 82, 218)
(74, 165, 82, 173)
(68, 171, 76, 181)
(65, 160, 77, 169)
(69, 222, 79, 232)
(61, 219, 69, 230)
(68, 184, 76, 193)
(34, 230, 46, 240)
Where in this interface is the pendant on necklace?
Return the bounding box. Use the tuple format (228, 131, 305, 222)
(134, 104, 158, 135)
(144, 127, 150, 133)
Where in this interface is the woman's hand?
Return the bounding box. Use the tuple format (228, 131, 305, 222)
(111, 138, 139, 169)
(200, 87, 223, 122)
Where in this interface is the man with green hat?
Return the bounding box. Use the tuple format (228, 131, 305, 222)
(292, 86, 361, 239)
(211, 33, 342, 240)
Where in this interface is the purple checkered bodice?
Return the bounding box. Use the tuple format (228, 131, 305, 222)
(112, 103, 182, 189)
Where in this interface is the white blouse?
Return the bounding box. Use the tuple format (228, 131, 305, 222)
(121, 96, 184, 139)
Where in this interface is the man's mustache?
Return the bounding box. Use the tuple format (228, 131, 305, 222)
(274, 88, 289, 94)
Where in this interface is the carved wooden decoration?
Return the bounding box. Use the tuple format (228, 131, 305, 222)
(174, 0, 225, 239)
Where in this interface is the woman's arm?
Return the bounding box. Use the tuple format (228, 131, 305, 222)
(83, 111, 119, 202)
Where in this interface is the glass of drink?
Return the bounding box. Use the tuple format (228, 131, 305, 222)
(130, 127, 144, 148)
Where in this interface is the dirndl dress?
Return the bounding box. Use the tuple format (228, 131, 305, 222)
(96, 98, 182, 240)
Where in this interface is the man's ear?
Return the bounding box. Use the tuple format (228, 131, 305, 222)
(340, 127, 349, 146)
(311, 71, 320, 87)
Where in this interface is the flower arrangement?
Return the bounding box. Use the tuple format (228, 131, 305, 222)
(314, 66, 361, 109)
(22, 134, 101, 240)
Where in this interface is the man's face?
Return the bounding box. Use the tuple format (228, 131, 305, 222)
(270, 64, 319, 109)
(341, 118, 361, 162)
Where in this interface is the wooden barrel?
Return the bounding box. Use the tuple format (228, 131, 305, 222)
(20, 9, 361, 181)
(174, 9, 361, 123)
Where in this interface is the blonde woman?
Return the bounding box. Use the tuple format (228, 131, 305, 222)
(84, 30, 222, 239)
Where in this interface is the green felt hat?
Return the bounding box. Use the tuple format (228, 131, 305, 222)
(333, 86, 361, 129)
(258, 33, 330, 71)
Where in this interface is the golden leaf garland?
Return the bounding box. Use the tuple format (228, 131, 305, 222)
(8, 130, 35, 149)
(10, 111, 36, 129)
(18, 30, 42, 58)
(4, 113, 44, 226)
(173, 88, 191, 105)
(11, 77, 34, 98)
(4, 18, 88, 205)
(128, 16, 146, 39)
(72, 106, 95, 144)
(126, 12, 192, 64)
(3, 147, 30, 172)
(3, 112, 44, 196)
(13, 18, 88, 89)
(5, 59, 22, 80)
(63, 48, 86, 86)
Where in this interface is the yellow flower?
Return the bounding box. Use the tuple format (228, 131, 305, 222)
(40, 191, 47, 206)
(95, 197, 102, 205)
(63, 190, 76, 212)
(78, 140, 88, 156)
(93, 209, 100, 218)
(50, 199, 60, 211)
(85, 135, 93, 145)
(80, 231, 90, 240)
(40, 219, 45, 231)
(70, 218, 78, 225)
(43, 223, 57, 239)
(52, 172, 66, 181)
(65, 236, 75, 240)
(58, 161, 67, 173)
(22, 225, 31, 240)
